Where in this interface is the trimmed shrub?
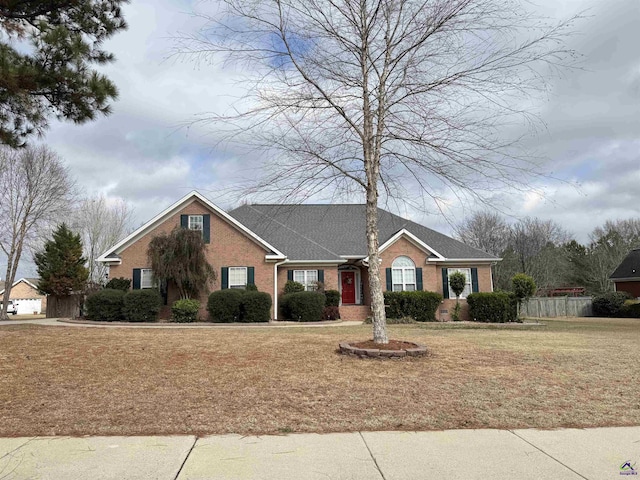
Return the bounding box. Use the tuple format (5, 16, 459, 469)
(123, 289, 162, 322)
(325, 290, 340, 307)
(241, 291, 272, 322)
(245, 283, 258, 291)
(383, 291, 442, 322)
(281, 291, 325, 322)
(284, 280, 305, 294)
(512, 273, 536, 303)
(208, 289, 244, 322)
(322, 306, 340, 320)
(467, 292, 518, 323)
(104, 277, 131, 292)
(622, 302, 640, 318)
(171, 299, 200, 323)
(86, 289, 125, 321)
(592, 292, 632, 317)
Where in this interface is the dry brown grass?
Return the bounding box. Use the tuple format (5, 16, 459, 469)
(1, 318, 639, 436)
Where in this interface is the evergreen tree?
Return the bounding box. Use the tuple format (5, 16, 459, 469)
(34, 224, 89, 296)
(0, 1, 128, 147)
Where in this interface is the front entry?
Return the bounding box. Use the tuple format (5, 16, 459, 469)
(341, 271, 356, 304)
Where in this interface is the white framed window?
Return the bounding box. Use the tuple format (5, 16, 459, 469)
(392, 256, 416, 292)
(188, 215, 203, 231)
(141, 269, 155, 289)
(448, 268, 472, 299)
(229, 267, 248, 289)
(294, 270, 319, 291)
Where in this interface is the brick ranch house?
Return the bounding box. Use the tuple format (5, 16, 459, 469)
(0, 278, 47, 315)
(97, 191, 500, 321)
(610, 248, 640, 298)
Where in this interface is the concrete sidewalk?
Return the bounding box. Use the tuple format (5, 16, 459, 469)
(1, 427, 638, 479)
(0, 318, 364, 328)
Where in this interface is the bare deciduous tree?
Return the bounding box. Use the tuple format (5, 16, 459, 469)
(71, 195, 133, 285)
(180, 0, 579, 342)
(0, 146, 74, 319)
(455, 211, 510, 257)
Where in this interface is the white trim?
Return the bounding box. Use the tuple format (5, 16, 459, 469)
(363, 229, 445, 263)
(611, 277, 640, 282)
(228, 266, 248, 289)
(281, 260, 346, 265)
(428, 258, 500, 264)
(273, 260, 287, 320)
(0, 278, 40, 295)
(340, 255, 366, 260)
(96, 191, 286, 262)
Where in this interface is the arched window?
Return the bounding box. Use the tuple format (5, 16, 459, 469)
(392, 256, 416, 291)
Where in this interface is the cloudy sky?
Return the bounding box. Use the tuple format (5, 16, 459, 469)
(12, 0, 640, 276)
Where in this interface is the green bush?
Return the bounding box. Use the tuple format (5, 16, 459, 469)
(86, 289, 125, 321)
(592, 292, 632, 317)
(123, 289, 162, 322)
(512, 273, 536, 303)
(322, 306, 340, 320)
(104, 277, 131, 292)
(383, 291, 442, 322)
(467, 292, 518, 323)
(449, 271, 467, 299)
(284, 280, 305, 294)
(245, 283, 258, 292)
(241, 291, 272, 322)
(325, 289, 340, 307)
(171, 299, 200, 323)
(208, 289, 244, 322)
(622, 302, 640, 318)
(280, 291, 325, 322)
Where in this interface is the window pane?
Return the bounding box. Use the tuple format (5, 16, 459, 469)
(392, 256, 415, 268)
(229, 267, 247, 287)
(393, 283, 403, 292)
(392, 268, 403, 284)
(306, 270, 318, 283)
(293, 271, 305, 283)
(189, 215, 203, 231)
(405, 284, 416, 291)
(404, 268, 415, 283)
(141, 269, 153, 289)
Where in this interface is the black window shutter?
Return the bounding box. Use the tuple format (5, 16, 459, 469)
(317, 270, 324, 284)
(203, 215, 210, 244)
(416, 268, 423, 291)
(471, 268, 479, 293)
(247, 267, 255, 286)
(442, 268, 449, 299)
(221, 267, 229, 289)
(132, 269, 141, 290)
(287, 270, 293, 281)
(385, 268, 392, 291)
(180, 215, 188, 229)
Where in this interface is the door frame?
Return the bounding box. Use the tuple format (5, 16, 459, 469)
(338, 266, 361, 305)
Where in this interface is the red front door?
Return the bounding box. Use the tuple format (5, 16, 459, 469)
(341, 272, 356, 304)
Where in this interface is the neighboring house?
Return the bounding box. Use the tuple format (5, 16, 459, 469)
(610, 248, 640, 298)
(97, 191, 500, 321)
(0, 278, 47, 315)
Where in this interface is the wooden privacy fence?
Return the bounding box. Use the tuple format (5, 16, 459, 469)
(46, 294, 84, 319)
(520, 296, 593, 318)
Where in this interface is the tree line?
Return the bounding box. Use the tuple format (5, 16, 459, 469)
(455, 211, 640, 295)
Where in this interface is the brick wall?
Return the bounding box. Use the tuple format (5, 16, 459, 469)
(109, 199, 275, 318)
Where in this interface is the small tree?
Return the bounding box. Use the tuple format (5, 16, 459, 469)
(34, 224, 89, 296)
(147, 227, 215, 300)
(512, 273, 536, 317)
(449, 271, 467, 321)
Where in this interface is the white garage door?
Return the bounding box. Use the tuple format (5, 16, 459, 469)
(14, 298, 42, 315)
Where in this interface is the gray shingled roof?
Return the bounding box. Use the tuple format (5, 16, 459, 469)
(610, 248, 640, 280)
(229, 204, 497, 262)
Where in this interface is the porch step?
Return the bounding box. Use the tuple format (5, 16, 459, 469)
(340, 305, 371, 321)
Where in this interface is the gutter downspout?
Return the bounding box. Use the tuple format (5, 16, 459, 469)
(273, 260, 288, 321)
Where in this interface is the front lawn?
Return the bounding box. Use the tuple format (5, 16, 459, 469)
(1, 318, 639, 436)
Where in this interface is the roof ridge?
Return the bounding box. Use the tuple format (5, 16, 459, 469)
(245, 205, 343, 259)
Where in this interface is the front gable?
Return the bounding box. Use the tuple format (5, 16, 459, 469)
(97, 191, 285, 264)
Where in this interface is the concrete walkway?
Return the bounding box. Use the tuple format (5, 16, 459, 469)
(1, 427, 638, 479)
(0, 318, 364, 328)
